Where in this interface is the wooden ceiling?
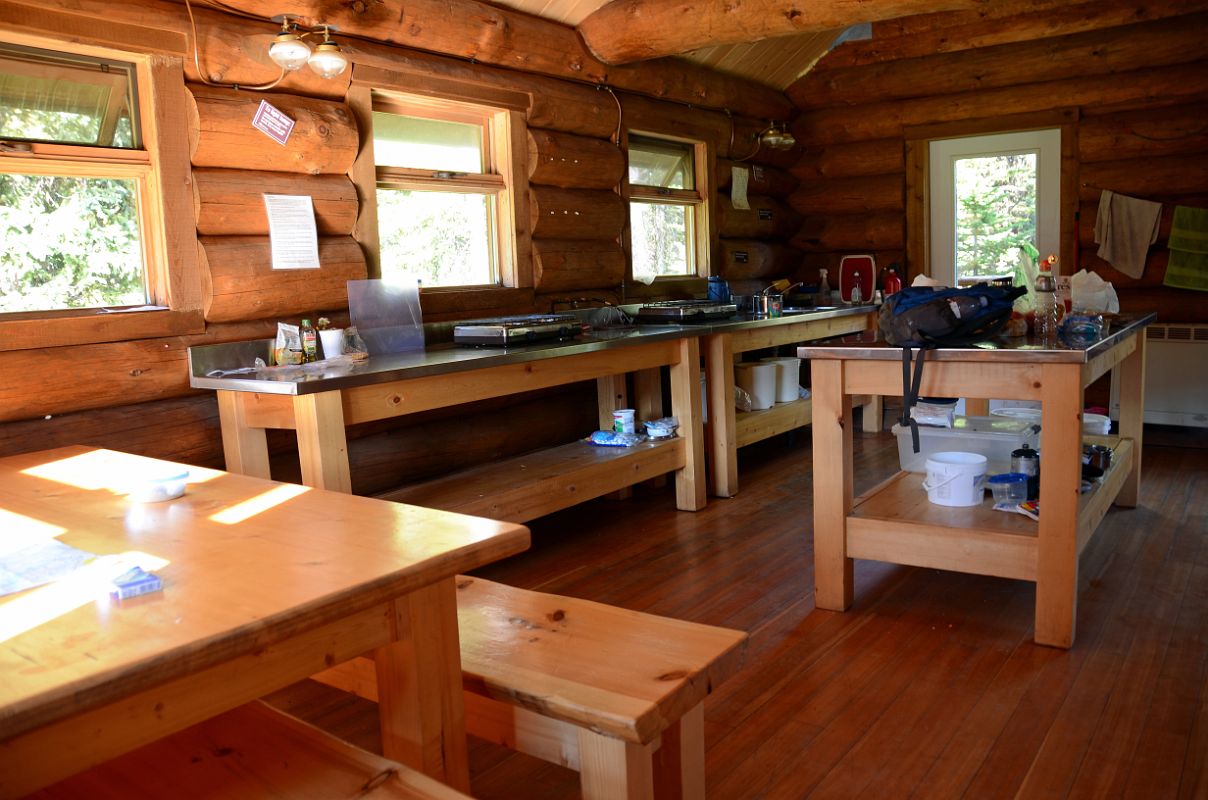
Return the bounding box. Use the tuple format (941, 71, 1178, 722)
(489, 0, 841, 90)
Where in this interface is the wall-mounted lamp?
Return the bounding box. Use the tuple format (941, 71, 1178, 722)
(184, 0, 349, 91)
(757, 121, 796, 151)
(268, 17, 349, 79)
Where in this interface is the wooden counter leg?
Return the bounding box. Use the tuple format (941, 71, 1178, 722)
(671, 336, 706, 511)
(597, 374, 633, 499)
(811, 359, 854, 611)
(1034, 364, 1084, 648)
(634, 368, 667, 489)
(293, 391, 352, 493)
(216, 390, 271, 479)
(964, 398, 990, 417)
(1115, 332, 1146, 508)
(860, 394, 883, 433)
(704, 334, 738, 498)
(375, 577, 471, 792)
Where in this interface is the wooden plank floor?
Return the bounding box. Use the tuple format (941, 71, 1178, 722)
(267, 424, 1208, 799)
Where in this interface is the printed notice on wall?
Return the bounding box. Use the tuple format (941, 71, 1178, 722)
(263, 194, 320, 270)
(252, 100, 295, 145)
(730, 165, 750, 210)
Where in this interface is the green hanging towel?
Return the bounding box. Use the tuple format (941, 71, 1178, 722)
(1164, 205, 1208, 292)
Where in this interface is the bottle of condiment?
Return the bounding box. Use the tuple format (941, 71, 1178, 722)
(883, 266, 902, 296)
(850, 272, 863, 304)
(1034, 270, 1061, 343)
(817, 268, 830, 305)
(300, 318, 318, 363)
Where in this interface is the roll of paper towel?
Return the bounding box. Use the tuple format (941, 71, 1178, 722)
(736, 362, 777, 410)
(759, 357, 801, 403)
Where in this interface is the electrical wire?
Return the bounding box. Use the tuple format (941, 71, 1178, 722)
(183, 0, 286, 91)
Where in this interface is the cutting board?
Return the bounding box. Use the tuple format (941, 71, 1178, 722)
(839, 255, 875, 303)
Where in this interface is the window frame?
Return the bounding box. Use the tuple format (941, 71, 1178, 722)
(622, 129, 711, 296)
(0, 33, 202, 351)
(352, 82, 533, 313)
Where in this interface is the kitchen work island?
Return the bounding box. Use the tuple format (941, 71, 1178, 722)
(190, 327, 707, 521)
(0, 446, 529, 796)
(799, 314, 1153, 648)
(702, 305, 879, 498)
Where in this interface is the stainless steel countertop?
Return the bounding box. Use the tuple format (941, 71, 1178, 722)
(188, 305, 876, 396)
(797, 312, 1155, 364)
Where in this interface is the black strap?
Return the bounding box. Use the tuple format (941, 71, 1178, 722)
(899, 345, 932, 453)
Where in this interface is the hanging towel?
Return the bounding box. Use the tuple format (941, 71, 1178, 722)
(1094, 189, 1162, 279)
(1164, 205, 1208, 292)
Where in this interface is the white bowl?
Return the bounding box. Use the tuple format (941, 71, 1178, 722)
(129, 469, 189, 503)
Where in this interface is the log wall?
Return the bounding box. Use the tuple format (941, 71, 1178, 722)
(787, 6, 1208, 321)
(0, 0, 790, 495)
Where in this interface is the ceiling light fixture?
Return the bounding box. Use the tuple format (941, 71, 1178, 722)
(183, 0, 348, 92)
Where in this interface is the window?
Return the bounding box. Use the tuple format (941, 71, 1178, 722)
(929, 129, 1061, 287)
(626, 134, 706, 284)
(372, 92, 517, 288)
(0, 43, 150, 314)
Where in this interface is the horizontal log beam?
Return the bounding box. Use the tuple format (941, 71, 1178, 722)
(791, 212, 903, 252)
(717, 196, 799, 239)
(527, 129, 625, 189)
(716, 160, 799, 198)
(795, 14, 1208, 110)
(532, 239, 626, 293)
(788, 173, 903, 217)
(792, 62, 1208, 147)
(187, 85, 358, 174)
(792, 139, 904, 180)
(1079, 104, 1208, 164)
(211, 0, 792, 120)
(718, 239, 796, 281)
(199, 236, 368, 323)
(818, 0, 1208, 70)
(193, 169, 359, 236)
(529, 187, 627, 240)
(576, 0, 978, 65)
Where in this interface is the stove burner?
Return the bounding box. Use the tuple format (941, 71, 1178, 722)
(453, 314, 582, 347)
(635, 300, 737, 324)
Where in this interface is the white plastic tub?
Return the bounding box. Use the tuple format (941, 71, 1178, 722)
(893, 415, 1040, 474)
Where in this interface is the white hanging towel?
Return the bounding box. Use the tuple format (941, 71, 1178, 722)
(1094, 189, 1162, 279)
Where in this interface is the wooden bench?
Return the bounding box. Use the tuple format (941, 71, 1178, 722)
(318, 576, 748, 799)
(31, 700, 471, 799)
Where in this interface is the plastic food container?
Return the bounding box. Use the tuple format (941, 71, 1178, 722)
(987, 473, 1029, 503)
(892, 415, 1040, 474)
(129, 469, 189, 503)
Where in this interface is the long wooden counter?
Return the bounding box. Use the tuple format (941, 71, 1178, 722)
(798, 314, 1154, 648)
(191, 327, 708, 519)
(703, 307, 878, 497)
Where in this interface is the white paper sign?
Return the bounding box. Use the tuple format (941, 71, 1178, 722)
(263, 194, 320, 270)
(731, 165, 751, 210)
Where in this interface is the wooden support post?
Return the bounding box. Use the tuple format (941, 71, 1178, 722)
(861, 394, 884, 433)
(375, 578, 471, 792)
(216, 390, 270, 479)
(635, 367, 668, 489)
(651, 703, 705, 800)
(1033, 364, 1084, 648)
(293, 391, 352, 493)
(576, 729, 656, 800)
(811, 359, 854, 610)
(597, 373, 633, 500)
(704, 334, 738, 497)
(964, 398, 989, 417)
(670, 337, 706, 511)
(1115, 332, 1146, 508)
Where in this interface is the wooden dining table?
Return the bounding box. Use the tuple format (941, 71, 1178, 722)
(0, 446, 530, 797)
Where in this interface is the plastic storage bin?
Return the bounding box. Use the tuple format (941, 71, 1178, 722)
(892, 415, 1040, 474)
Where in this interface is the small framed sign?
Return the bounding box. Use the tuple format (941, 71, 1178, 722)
(732, 250, 749, 263)
(757, 208, 774, 221)
(252, 100, 296, 146)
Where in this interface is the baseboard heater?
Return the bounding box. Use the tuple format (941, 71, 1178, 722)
(1111, 323, 1208, 428)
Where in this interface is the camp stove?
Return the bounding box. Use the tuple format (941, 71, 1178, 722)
(634, 299, 737, 324)
(453, 314, 582, 347)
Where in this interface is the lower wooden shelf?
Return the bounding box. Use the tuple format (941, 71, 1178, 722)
(735, 398, 812, 447)
(379, 437, 685, 523)
(845, 435, 1135, 583)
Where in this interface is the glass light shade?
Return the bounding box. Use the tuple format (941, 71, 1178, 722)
(268, 33, 311, 71)
(307, 42, 348, 79)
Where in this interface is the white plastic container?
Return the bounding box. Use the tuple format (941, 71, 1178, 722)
(612, 408, 636, 434)
(319, 328, 344, 358)
(990, 407, 1111, 436)
(758, 357, 801, 403)
(893, 415, 1040, 474)
(735, 363, 777, 410)
(922, 452, 987, 507)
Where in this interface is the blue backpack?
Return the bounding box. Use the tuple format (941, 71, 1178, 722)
(879, 284, 1027, 452)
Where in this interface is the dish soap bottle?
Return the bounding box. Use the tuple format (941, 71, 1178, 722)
(300, 318, 318, 363)
(883, 266, 902, 296)
(817, 268, 831, 306)
(850, 272, 863, 304)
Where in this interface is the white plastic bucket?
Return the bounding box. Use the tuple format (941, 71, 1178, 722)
(759, 357, 801, 403)
(922, 451, 987, 507)
(735, 363, 777, 410)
